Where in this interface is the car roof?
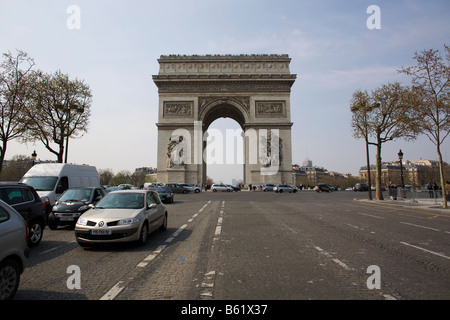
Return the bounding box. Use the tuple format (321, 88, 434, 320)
(0, 182, 30, 186)
(108, 189, 150, 194)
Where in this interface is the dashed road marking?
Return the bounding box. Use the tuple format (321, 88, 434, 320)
(400, 241, 450, 260)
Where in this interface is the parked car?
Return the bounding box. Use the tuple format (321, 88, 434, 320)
(179, 184, 201, 193)
(0, 182, 46, 247)
(165, 184, 191, 194)
(156, 187, 174, 204)
(314, 184, 332, 192)
(0, 200, 29, 300)
(75, 190, 167, 247)
(353, 183, 369, 191)
(274, 184, 297, 193)
(211, 184, 233, 192)
(227, 185, 241, 192)
(118, 184, 137, 190)
(144, 183, 163, 191)
(263, 184, 275, 191)
(48, 187, 105, 229)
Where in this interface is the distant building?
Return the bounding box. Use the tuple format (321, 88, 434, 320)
(359, 159, 447, 187)
(293, 159, 352, 187)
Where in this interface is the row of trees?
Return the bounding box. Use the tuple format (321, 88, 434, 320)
(0, 50, 92, 175)
(99, 169, 157, 187)
(351, 44, 449, 207)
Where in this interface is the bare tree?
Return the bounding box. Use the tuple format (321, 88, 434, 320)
(399, 44, 450, 208)
(0, 50, 35, 174)
(99, 168, 114, 185)
(351, 83, 418, 200)
(26, 70, 92, 163)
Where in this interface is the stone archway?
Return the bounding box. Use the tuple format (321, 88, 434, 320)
(153, 54, 296, 187)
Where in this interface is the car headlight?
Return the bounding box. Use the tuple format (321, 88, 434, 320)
(118, 218, 140, 225)
(77, 218, 88, 226)
(78, 205, 89, 211)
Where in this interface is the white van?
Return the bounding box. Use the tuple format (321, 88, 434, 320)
(20, 163, 100, 212)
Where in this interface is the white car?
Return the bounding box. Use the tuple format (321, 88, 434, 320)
(211, 184, 233, 192)
(180, 184, 201, 193)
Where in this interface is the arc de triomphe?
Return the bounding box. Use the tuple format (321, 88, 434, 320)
(153, 54, 296, 186)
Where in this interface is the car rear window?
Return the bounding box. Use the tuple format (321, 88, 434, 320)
(2, 187, 34, 205)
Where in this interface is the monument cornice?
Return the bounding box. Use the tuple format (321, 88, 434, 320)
(153, 76, 296, 93)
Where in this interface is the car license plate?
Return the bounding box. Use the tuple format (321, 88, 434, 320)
(60, 217, 74, 221)
(90, 229, 112, 235)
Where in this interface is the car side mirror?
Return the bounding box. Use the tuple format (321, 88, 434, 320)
(147, 203, 157, 209)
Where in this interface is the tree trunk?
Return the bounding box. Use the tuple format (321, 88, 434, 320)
(0, 140, 7, 176)
(437, 143, 448, 208)
(365, 137, 372, 200)
(375, 140, 384, 200)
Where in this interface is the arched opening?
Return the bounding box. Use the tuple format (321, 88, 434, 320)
(201, 101, 246, 187)
(205, 117, 244, 186)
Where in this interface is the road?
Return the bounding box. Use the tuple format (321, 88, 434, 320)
(14, 190, 450, 303)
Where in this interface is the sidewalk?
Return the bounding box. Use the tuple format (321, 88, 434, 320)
(355, 196, 450, 215)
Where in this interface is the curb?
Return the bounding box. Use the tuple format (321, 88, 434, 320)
(353, 198, 450, 215)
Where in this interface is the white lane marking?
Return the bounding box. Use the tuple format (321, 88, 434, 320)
(213, 201, 225, 242)
(400, 222, 440, 232)
(315, 246, 353, 270)
(400, 242, 450, 260)
(357, 212, 385, 219)
(332, 258, 352, 271)
(100, 281, 125, 300)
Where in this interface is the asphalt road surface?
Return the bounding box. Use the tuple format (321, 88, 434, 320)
(13, 190, 450, 304)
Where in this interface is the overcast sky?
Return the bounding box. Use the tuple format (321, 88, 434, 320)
(1, 0, 449, 184)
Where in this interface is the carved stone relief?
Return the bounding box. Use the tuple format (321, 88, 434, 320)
(255, 101, 286, 118)
(163, 101, 193, 118)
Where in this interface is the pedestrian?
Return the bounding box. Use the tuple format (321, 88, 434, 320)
(428, 182, 434, 198)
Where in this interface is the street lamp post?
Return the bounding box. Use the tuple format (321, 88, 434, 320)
(398, 149, 404, 187)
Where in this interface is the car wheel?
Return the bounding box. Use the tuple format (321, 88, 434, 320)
(213, 189, 217, 192)
(0, 258, 21, 300)
(159, 213, 167, 231)
(28, 219, 44, 247)
(137, 223, 149, 246)
(48, 220, 58, 230)
(279, 189, 283, 193)
(183, 190, 187, 194)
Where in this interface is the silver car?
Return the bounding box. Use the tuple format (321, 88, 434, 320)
(0, 200, 29, 300)
(211, 183, 233, 192)
(274, 184, 298, 193)
(75, 190, 167, 247)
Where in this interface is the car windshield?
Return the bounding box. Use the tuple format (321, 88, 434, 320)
(20, 176, 58, 191)
(156, 187, 171, 193)
(95, 192, 144, 209)
(59, 189, 92, 202)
